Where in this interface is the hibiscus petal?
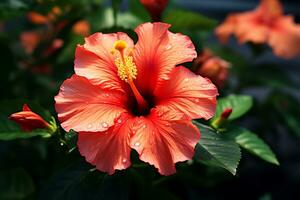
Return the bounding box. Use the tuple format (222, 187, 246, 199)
(55, 75, 130, 132)
(74, 32, 134, 91)
(133, 22, 197, 94)
(130, 110, 200, 175)
(215, 14, 238, 43)
(78, 114, 134, 175)
(235, 12, 269, 44)
(154, 66, 218, 120)
(268, 16, 300, 58)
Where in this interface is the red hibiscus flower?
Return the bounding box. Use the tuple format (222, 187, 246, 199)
(140, 0, 169, 21)
(55, 22, 218, 175)
(9, 104, 51, 132)
(215, 0, 300, 59)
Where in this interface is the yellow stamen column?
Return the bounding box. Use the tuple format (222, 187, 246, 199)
(113, 40, 149, 114)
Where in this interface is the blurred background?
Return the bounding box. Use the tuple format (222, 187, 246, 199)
(0, 0, 300, 199)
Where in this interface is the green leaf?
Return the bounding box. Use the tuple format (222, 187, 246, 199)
(40, 161, 96, 200)
(228, 127, 279, 165)
(41, 161, 132, 200)
(163, 9, 217, 32)
(212, 94, 253, 121)
(194, 121, 241, 175)
(0, 168, 35, 200)
(0, 129, 50, 141)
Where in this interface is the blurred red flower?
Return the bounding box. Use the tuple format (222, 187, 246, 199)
(194, 49, 230, 88)
(55, 22, 218, 175)
(215, 0, 300, 59)
(140, 0, 169, 21)
(9, 104, 50, 132)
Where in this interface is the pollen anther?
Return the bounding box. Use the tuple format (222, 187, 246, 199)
(115, 56, 137, 82)
(113, 40, 137, 82)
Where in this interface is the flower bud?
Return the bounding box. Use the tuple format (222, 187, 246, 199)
(140, 0, 169, 21)
(9, 104, 51, 132)
(194, 49, 230, 88)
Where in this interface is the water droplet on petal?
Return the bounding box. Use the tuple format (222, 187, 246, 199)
(141, 125, 146, 129)
(172, 35, 177, 39)
(134, 142, 141, 147)
(87, 124, 93, 129)
(117, 119, 122, 124)
(184, 78, 189, 82)
(165, 45, 172, 50)
(165, 123, 170, 127)
(101, 122, 108, 128)
(122, 158, 127, 163)
(195, 99, 200, 103)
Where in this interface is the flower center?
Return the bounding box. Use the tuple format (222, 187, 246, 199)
(113, 40, 149, 114)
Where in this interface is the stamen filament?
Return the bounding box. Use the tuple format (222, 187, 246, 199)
(113, 40, 149, 113)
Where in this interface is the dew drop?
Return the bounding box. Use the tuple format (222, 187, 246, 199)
(101, 122, 108, 128)
(165, 45, 172, 50)
(165, 123, 170, 127)
(60, 142, 64, 146)
(87, 124, 93, 129)
(117, 119, 122, 124)
(134, 142, 141, 147)
(141, 124, 146, 129)
(122, 158, 127, 163)
(184, 78, 189, 82)
(195, 99, 200, 103)
(172, 35, 177, 39)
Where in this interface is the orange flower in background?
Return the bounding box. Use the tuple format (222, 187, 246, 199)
(72, 20, 90, 36)
(55, 22, 218, 175)
(27, 12, 49, 25)
(194, 49, 230, 88)
(140, 0, 169, 21)
(9, 104, 51, 132)
(216, 0, 300, 59)
(27, 6, 62, 25)
(20, 31, 42, 54)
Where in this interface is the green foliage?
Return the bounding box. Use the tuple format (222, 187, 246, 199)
(0, 168, 35, 200)
(64, 130, 78, 153)
(163, 9, 217, 32)
(40, 161, 95, 200)
(271, 92, 300, 137)
(212, 94, 253, 121)
(0, 0, 28, 20)
(194, 121, 241, 175)
(227, 127, 279, 165)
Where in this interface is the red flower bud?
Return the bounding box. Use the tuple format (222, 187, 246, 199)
(194, 49, 230, 88)
(221, 108, 233, 119)
(140, 0, 169, 21)
(9, 104, 50, 132)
